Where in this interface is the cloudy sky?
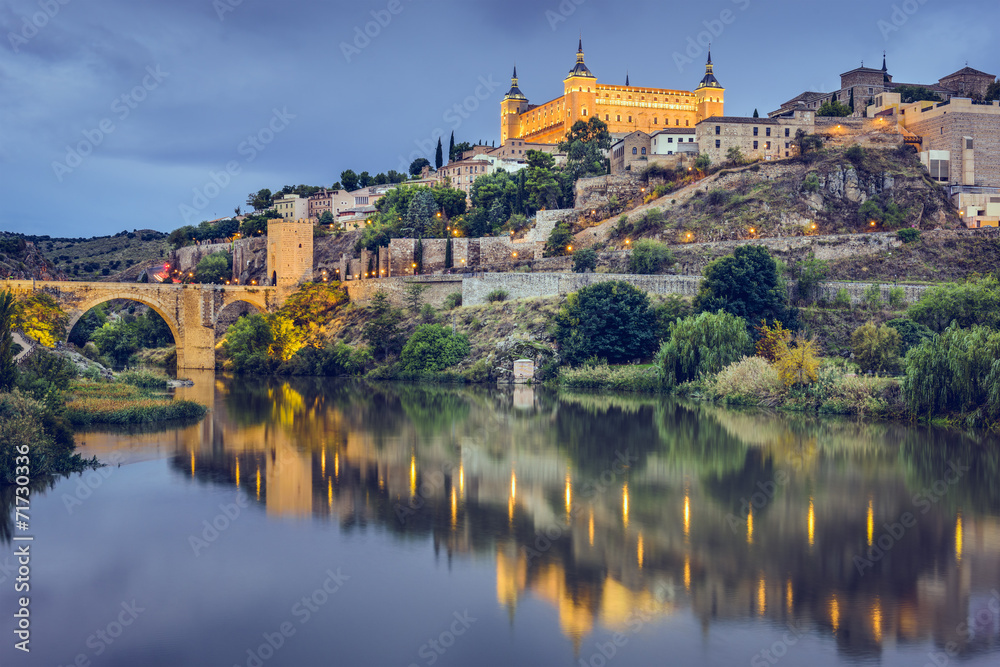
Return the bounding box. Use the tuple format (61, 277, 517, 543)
(0, 0, 996, 238)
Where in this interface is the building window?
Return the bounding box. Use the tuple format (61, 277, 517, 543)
(753, 127, 759, 136)
(685, 120, 689, 126)
(766, 128, 771, 137)
(785, 128, 790, 137)
(668, 137, 674, 143)
(628, 116, 632, 123)
(715, 140, 721, 148)
(605, 114, 609, 121)
(654, 118, 658, 124)
(766, 142, 771, 150)
(632, 147, 637, 155)
(583, 108, 587, 116)
(753, 141, 759, 149)
(966, 138, 974, 149)
(676, 119, 680, 126)
(868, 87, 873, 94)
(715, 126, 721, 135)
(641, 147, 646, 155)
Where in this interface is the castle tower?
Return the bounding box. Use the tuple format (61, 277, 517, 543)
(563, 39, 598, 131)
(501, 65, 529, 144)
(266, 218, 313, 290)
(694, 51, 725, 122)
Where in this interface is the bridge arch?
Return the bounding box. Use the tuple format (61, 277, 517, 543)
(214, 297, 267, 335)
(66, 293, 182, 352)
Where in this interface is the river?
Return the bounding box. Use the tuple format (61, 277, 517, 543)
(2, 374, 999, 667)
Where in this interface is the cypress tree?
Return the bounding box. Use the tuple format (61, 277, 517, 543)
(435, 138, 443, 170)
(448, 131, 455, 163)
(752, 108, 759, 118)
(445, 237, 453, 269)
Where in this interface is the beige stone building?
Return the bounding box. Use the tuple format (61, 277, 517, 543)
(307, 188, 352, 222)
(696, 110, 816, 165)
(272, 193, 309, 220)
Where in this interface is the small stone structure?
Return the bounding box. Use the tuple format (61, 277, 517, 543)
(513, 359, 535, 384)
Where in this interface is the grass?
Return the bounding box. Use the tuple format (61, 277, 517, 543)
(64, 379, 207, 426)
(30, 229, 170, 280)
(559, 363, 663, 392)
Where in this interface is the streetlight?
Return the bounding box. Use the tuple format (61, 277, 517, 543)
(567, 245, 573, 252)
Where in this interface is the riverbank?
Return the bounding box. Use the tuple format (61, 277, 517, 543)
(64, 370, 208, 426)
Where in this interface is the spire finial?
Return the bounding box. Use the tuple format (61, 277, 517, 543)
(512, 63, 517, 79)
(578, 35, 583, 53)
(626, 70, 630, 86)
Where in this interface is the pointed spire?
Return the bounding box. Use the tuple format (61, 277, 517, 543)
(504, 62, 526, 101)
(513, 64, 517, 79)
(696, 50, 721, 90)
(707, 47, 712, 66)
(626, 71, 630, 86)
(882, 51, 887, 72)
(567, 37, 594, 79)
(578, 33, 583, 53)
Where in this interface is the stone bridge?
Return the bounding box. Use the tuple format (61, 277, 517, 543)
(2, 279, 278, 370)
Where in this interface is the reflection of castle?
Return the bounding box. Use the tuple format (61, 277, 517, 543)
(88, 377, 1000, 662)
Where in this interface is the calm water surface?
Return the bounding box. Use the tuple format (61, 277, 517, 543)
(2, 374, 999, 667)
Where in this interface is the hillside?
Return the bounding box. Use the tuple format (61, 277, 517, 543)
(576, 145, 958, 248)
(0, 236, 67, 280)
(19, 229, 170, 281)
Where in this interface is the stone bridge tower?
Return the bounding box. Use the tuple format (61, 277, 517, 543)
(267, 218, 314, 292)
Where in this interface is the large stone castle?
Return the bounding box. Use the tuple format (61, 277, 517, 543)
(501, 40, 724, 144)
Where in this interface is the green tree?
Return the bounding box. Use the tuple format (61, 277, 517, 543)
(448, 131, 456, 163)
(92, 319, 139, 366)
(409, 158, 430, 177)
(553, 281, 658, 365)
(363, 290, 403, 361)
(817, 100, 852, 117)
(794, 253, 829, 303)
(657, 310, 752, 387)
(725, 146, 745, 165)
(544, 222, 574, 257)
(431, 186, 467, 219)
(470, 171, 517, 215)
(903, 324, 1000, 423)
(246, 188, 273, 211)
(628, 240, 675, 275)
(435, 138, 443, 170)
(906, 276, 1000, 332)
(340, 170, 359, 192)
(795, 129, 823, 154)
(404, 283, 428, 313)
(653, 295, 693, 343)
(525, 151, 562, 211)
(986, 81, 1000, 102)
(167, 226, 196, 249)
(404, 190, 437, 237)
(572, 247, 597, 273)
(558, 117, 612, 180)
(317, 211, 335, 226)
(851, 321, 901, 375)
(194, 252, 232, 284)
(695, 245, 794, 328)
(894, 85, 941, 103)
(884, 318, 933, 356)
(445, 238, 453, 269)
(694, 153, 712, 171)
(399, 324, 470, 373)
(0, 291, 16, 391)
(752, 108, 759, 118)
(223, 314, 275, 373)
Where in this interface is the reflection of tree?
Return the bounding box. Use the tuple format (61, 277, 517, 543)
(0, 477, 57, 545)
(900, 427, 1000, 516)
(554, 398, 662, 476)
(395, 384, 471, 438)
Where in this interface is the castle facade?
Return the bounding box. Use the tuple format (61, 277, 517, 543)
(501, 40, 724, 145)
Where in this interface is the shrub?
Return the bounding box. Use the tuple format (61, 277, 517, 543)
(544, 222, 574, 257)
(399, 324, 470, 373)
(774, 334, 821, 387)
(862, 283, 882, 309)
(15, 348, 77, 399)
(906, 276, 1000, 332)
(559, 363, 662, 392)
(486, 289, 508, 303)
(628, 240, 675, 275)
(884, 318, 933, 356)
(712, 356, 782, 403)
(897, 228, 920, 243)
(845, 144, 865, 164)
(705, 189, 733, 206)
(802, 172, 820, 193)
(794, 253, 829, 304)
(653, 295, 693, 342)
(888, 286, 905, 308)
(573, 247, 598, 273)
(443, 292, 463, 310)
(0, 390, 81, 482)
(280, 342, 370, 376)
(851, 321, 901, 375)
(833, 288, 852, 309)
(420, 303, 436, 323)
(116, 369, 169, 389)
(554, 281, 658, 366)
(657, 310, 752, 387)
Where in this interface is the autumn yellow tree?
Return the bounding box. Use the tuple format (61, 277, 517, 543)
(774, 334, 821, 387)
(14, 293, 68, 347)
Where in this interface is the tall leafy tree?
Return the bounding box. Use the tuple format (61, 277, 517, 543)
(404, 190, 437, 237)
(695, 245, 795, 328)
(246, 188, 273, 211)
(558, 117, 612, 180)
(554, 280, 658, 365)
(340, 170, 359, 191)
(524, 151, 561, 211)
(435, 138, 444, 170)
(409, 158, 430, 177)
(448, 131, 456, 163)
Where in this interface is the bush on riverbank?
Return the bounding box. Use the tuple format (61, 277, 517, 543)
(559, 363, 662, 392)
(0, 390, 93, 484)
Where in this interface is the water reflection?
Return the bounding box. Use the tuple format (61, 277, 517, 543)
(53, 377, 1000, 662)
